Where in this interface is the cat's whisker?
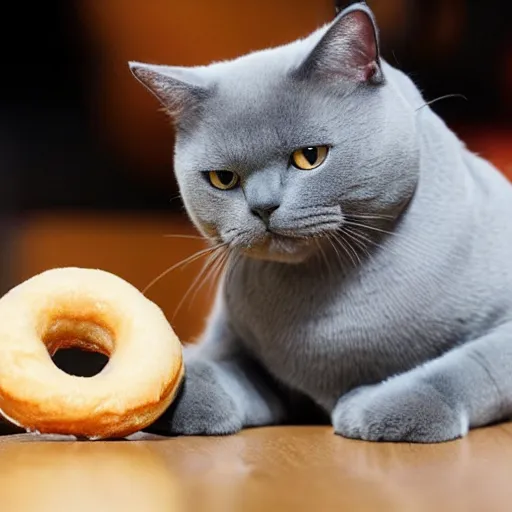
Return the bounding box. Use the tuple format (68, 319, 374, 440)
(339, 231, 363, 268)
(325, 234, 344, 269)
(208, 248, 231, 297)
(327, 232, 358, 269)
(188, 248, 226, 310)
(339, 228, 372, 262)
(225, 249, 243, 282)
(345, 222, 422, 259)
(345, 213, 395, 222)
(204, 246, 233, 296)
(342, 226, 377, 254)
(314, 239, 332, 280)
(330, 237, 349, 272)
(343, 219, 430, 256)
(324, 234, 344, 271)
(415, 93, 468, 112)
(169, 192, 182, 205)
(206, 246, 232, 293)
(205, 256, 223, 298)
(343, 224, 448, 290)
(171, 245, 227, 321)
(163, 234, 206, 240)
(142, 243, 226, 295)
(355, 225, 448, 291)
(345, 224, 412, 262)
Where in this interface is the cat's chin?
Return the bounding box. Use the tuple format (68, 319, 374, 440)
(241, 234, 316, 264)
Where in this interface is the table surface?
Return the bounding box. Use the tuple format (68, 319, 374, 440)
(0, 425, 511, 512)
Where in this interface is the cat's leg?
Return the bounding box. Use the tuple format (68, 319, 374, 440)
(333, 321, 512, 443)
(145, 300, 287, 436)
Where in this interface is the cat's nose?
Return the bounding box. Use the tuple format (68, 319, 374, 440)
(251, 205, 279, 225)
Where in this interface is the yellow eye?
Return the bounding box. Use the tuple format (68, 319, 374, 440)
(291, 146, 329, 170)
(208, 171, 239, 190)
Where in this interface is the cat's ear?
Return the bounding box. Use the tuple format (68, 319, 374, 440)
(297, 3, 383, 85)
(129, 62, 209, 118)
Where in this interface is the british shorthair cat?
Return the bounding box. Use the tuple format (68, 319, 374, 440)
(130, 3, 512, 443)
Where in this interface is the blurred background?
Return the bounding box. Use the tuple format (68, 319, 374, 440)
(1, 0, 512, 374)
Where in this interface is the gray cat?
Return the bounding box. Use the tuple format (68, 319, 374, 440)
(130, 3, 512, 443)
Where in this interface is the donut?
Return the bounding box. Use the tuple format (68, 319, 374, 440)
(0, 267, 184, 439)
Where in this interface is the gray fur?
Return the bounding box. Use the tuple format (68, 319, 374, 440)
(131, 3, 512, 443)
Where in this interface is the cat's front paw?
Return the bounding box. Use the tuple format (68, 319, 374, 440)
(146, 360, 242, 436)
(332, 378, 468, 443)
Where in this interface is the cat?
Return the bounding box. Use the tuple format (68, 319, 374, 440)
(129, 2, 512, 443)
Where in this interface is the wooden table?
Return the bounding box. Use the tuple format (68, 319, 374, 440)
(0, 425, 511, 511)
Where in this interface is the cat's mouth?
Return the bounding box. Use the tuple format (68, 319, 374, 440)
(241, 230, 317, 263)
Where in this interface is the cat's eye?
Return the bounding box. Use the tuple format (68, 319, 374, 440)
(291, 146, 329, 170)
(208, 170, 240, 190)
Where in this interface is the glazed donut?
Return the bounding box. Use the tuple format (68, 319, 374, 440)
(0, 267, 184, 439)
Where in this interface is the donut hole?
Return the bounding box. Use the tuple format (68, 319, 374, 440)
(42, 318, 114, 377)
(51, 349, 109, 378)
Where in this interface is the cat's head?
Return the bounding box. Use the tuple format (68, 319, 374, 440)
(130, 3, 420, 263)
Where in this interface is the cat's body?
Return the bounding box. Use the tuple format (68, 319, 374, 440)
(131, 4, 512, 442)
